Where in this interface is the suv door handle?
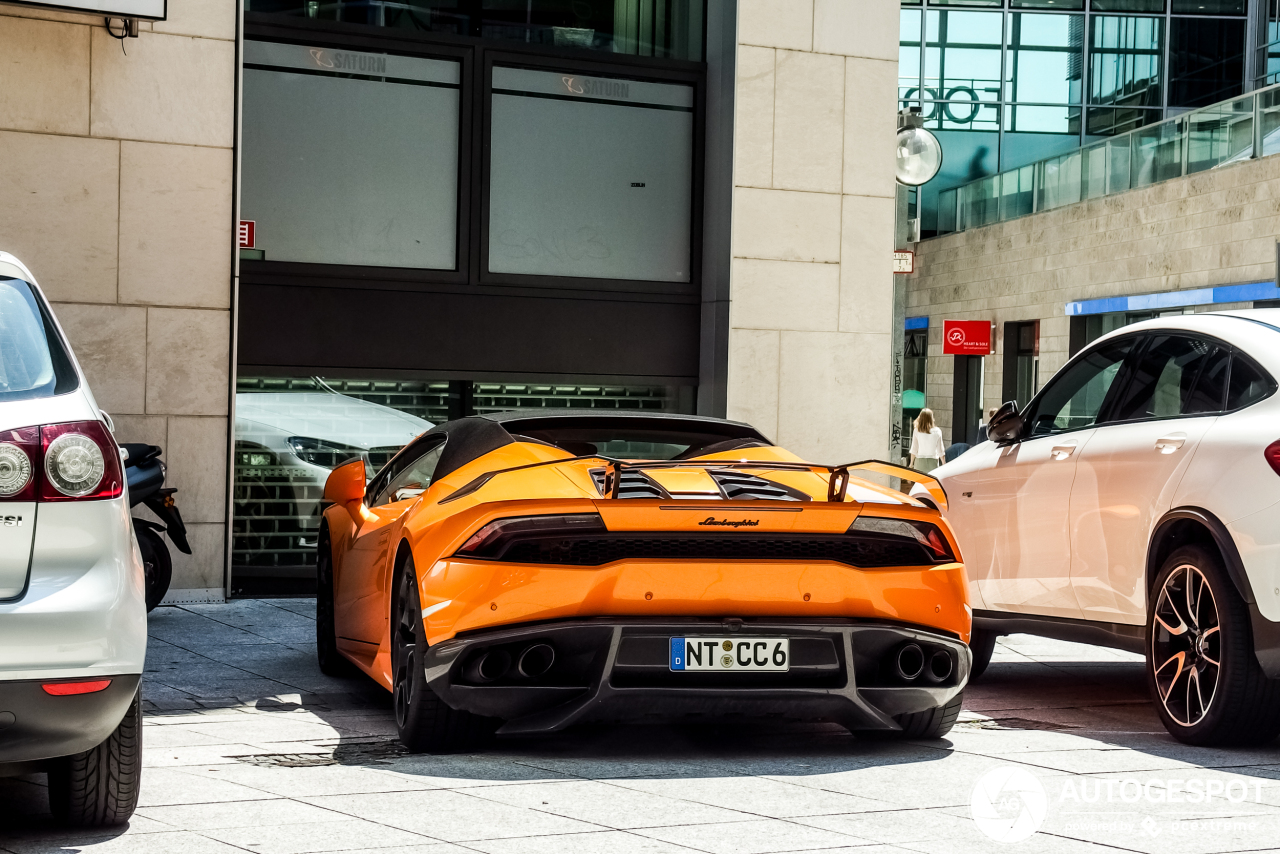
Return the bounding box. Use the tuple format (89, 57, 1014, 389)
(1155, 434, 1186, 454)
(1050, 441, 1078, 460)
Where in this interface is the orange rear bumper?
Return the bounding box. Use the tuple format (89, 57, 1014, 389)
(420, 558, 970, 645)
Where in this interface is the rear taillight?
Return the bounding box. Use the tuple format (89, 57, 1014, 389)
(1266, 441, 1280, 476)
(849, 516, 956, 562)
(0, 421, 122, 502)
(0, 427, 39, 501)
(456, 514, 606, 559)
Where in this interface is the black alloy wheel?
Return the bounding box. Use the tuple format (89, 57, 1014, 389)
(1146, 545, 1280, 745)
(391, 553, 495, 753)
(315, 525, 354, 676)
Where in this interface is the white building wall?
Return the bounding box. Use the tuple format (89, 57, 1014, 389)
(727, 0, 900, 462)
(0, 2, 236, 602)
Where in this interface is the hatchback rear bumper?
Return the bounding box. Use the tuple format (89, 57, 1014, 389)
(0, 674, 139, 768)
(422, 618, 969, 735)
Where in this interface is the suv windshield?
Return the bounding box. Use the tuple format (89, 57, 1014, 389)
(0, 277, 77, 402)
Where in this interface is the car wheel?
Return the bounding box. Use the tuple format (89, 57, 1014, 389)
(392, 553, 494, 754)
(47, 685, 142, 826)
(968, 628, 998, 682)
(315, 525, 354, 676)
(1147, 545, 1280, 746)
(135, 524, 171, 613)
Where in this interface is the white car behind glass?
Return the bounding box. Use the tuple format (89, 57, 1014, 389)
(0, 252, 146, 824)
(922, 310, 1280, 745)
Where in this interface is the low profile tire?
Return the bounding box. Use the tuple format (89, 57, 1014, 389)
(47, 685, 142, 827)
(968, 628, 999, 682)
(134, 524, 171, 613)
(316, 525, 355, 677)
(1146, 545, 1280, 746)
(392, 553, 495, 754)
(859, 693, 964, 741)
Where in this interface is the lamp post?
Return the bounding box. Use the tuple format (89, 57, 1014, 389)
(889, 109, 942, 474)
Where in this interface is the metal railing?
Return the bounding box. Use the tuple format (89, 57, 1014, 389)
(934, 84, 1280, 237)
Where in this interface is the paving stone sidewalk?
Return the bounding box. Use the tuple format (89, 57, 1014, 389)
(4, 599, 1280, 854)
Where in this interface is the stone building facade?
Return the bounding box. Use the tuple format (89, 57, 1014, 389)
(904, 153, 1280, 444)
(727, 0, 899, 463)
(0, 2, 236, 602)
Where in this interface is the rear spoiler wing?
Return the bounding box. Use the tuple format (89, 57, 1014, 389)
(441, 456, 947, 510)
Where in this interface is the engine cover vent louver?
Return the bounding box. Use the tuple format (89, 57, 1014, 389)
(709, 470, 807, 502)
(590, 468, 669, 499)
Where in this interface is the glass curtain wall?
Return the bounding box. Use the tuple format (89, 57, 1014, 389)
(903, 0, 1249, 236)
(244, 0, 704, 60)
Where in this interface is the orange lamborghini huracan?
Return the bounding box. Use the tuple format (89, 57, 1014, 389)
(316, 411, 971, 753)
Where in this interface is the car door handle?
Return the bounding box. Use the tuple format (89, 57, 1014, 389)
(1050, 441, 1078, 460)
(1155, 435, 1186, 454)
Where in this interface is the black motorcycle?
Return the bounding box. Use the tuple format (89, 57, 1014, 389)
(122, 443, 191, 611)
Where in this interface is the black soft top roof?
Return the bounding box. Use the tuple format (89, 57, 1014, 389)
(426, 410, 771, 482)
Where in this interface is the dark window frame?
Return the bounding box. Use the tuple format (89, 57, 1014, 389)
(241, 13, 706, 301)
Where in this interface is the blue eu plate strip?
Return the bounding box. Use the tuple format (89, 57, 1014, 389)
(670, 637, 685, 670)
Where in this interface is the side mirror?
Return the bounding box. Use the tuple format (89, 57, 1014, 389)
(987, 400, 1024, 445)
(324, 459, 367, 527)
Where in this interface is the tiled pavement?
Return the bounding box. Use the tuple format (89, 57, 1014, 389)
(5, 600, 1280, 853)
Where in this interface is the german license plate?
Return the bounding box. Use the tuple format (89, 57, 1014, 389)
(669, 637, 789, 672)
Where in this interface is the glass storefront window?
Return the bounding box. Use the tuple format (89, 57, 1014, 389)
(1089, 15, 1163, 109)
(901, 9, 923, 104)
(926, 10, 1004, 105)
(1091, 0, 1164, 11)
(231, 375, 693, 591)
(1170, 0, 1243, 10)
(244, 0, 705, 61)
(1006, 13, 1083, 106)
(241, 42, 460, 269)
(1012, 0, 1084, 7)
(1168, 17, 1244, 109)
(487, 67, 693, 282)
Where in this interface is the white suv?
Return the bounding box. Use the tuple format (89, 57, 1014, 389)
(925, 310, 1280, 745)
(0, 253, 146, 824)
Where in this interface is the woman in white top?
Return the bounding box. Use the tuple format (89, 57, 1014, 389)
(908, 408, 947, 473)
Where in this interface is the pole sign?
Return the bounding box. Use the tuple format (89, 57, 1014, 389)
(1, 0, 167, 19)
(893, 251, 914, 274)
(943, 320, 993, 355)
(238, 221, 256, 250)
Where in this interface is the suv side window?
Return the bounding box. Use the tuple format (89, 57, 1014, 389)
(1026, 337, 1136, 437)
(1226, 352, 1277, 411)
(1108, 335, 1229, 421)
(371, 441, 445, 507)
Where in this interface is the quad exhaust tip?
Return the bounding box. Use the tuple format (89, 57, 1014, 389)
(464, 649, 512, 684)
(517, 643, 556, 678)
(925, 649, 953, 684)
(894, 643, 925, 681)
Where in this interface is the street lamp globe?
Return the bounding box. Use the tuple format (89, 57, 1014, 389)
(896, 126, 942, 187)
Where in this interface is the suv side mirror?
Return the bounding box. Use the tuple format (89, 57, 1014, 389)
(988, 400, 1024, 445)
(324, 458, 368, 527)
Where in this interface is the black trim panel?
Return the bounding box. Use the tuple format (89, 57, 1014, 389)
(973, 609, 1145, 654)
(0, 674, 140, 766)
(422, 618, 969, 734)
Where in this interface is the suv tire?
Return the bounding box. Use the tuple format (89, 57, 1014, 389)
(968, 628, 998, 681)
(47, 685, 142, 826)
(316, 525, 355, 677)
(1147, 544, 1280, 745)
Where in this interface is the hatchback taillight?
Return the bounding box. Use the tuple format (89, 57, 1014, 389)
(0, 421, 122, 502)
(0, 426, 40, 501)
(1266, 441, 1280, 477)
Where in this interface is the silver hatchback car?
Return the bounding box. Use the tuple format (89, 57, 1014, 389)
(0, 252, 147, 825)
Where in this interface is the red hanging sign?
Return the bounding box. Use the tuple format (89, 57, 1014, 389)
(943, 320, 993, 355)
(238, 220, 256, 249)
